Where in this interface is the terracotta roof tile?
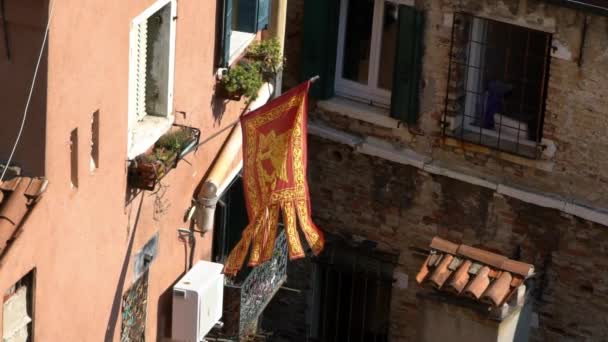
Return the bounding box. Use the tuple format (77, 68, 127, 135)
(430, 236, 459, 254)
(427, 254, 454, 288)
(464, 265, 491, 300)
(0, 176, 47, 256)
(481, 271, 512, 306)
(445, 259, 471, 294)
(416, 236, 534, 307)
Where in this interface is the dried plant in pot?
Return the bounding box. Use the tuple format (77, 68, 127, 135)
(128, 125, 200, 190)
(217, 60, 264, 102)
(245, 38, 285, 81)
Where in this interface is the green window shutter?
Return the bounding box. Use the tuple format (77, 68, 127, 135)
(257, 0, 271, 31)
(390, 6, 425, 125)
(237, 0, 256, 32)
(220, 0, 233, 67)
(237, 0, 270, 33)
(301, 0, 340, 100)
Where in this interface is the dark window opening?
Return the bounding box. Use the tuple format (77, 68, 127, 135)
(312, 242, 396, 342)
(212, 175, 248, 265)
(443, 13, 552, 159)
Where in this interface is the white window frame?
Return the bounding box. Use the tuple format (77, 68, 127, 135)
(127, 0, 177, 160)
(334, 0, 412, 108)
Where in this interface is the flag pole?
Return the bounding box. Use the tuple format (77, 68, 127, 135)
(194, 76, 320, 149)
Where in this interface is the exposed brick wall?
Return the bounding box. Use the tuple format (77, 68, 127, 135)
(274, 0, 608, 340)
(284, 0, 608, 209)
(286, 136, 608, 341)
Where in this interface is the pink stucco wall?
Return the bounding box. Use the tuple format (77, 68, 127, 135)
(0, 0, 250, 340)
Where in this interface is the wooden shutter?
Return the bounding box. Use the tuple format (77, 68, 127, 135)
(390, 6, 425, 125)
(236, 0, 271, 33)
(257, 0, 271, 31)
(134, 20, 148, 121)
(220, 0, 233, 67)
(237, 0, 257, 33)
(301, 0, 340, 100)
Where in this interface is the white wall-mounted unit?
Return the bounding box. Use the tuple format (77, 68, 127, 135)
(172, 260, 224, 342)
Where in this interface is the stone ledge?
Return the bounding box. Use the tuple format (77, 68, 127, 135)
(317, 97, 399, 129)
(128, 114, 175, 160)
(442, 136, 555, 172)
(308, 121, 608, 227)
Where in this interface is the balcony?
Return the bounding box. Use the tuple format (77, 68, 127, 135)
(218, 230, 288, 339)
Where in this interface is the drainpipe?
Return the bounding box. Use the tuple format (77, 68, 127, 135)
(268, 0, 287, 96)
(189, 2, 287, 260)
(193, 83, 275, 234)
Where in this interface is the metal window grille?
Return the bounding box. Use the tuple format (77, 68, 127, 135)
(442, 13, 552, 159)
(313, 242, 397, 342)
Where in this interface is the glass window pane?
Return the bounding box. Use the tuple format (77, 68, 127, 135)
(377, 2, 399, 90)
(342, 0, 374, 84)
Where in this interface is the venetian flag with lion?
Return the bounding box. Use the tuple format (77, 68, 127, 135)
(223, 81, 324, 276)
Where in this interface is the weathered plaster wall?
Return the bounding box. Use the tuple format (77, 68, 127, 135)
(0, 0, 250, 341)
(286, 0, 608, 210)
(0, 0, 48, 176)
(269, 136, 608, 341)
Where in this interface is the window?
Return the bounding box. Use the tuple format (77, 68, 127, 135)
(220, 0, 272, 67)
(127, 0, 177, 159)
(120, 270, 149, 341)
(310, 242, 396, 342)
(335, 0, 403, 106)
(443, 14, 552, 158)
(3, 270, 35, 342)
(212, 175, 248, 264)
(302, 0, 424, 124)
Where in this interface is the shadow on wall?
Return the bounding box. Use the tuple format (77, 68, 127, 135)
(0, 0, 49, 176)
(156, 277, 183, 341)
(211, 89, 228, 125)
(104, 194, 144, 342)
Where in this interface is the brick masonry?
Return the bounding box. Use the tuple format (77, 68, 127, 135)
(270, 0, 608, 340)
(284, 0, 608, 209)
(265, 136, 608, 341)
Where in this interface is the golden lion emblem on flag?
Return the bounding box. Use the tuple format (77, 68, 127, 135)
(224, 81, 324, 276)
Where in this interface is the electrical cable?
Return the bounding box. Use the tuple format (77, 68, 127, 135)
(0, 0, 55, 182)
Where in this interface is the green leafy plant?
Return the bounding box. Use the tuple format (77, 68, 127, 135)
(220, 60, 264, 101)
(245, 38, 285, 77)
(156, 129, 192, 152)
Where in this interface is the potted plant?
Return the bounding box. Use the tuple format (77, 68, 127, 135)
(245, 38, 284, 80)
(128, 125, 200, 190)
(217, 60, 264, 102)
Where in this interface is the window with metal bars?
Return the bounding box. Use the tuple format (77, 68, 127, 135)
(311, 242, 396, 342)
(442, 13, 552, 159)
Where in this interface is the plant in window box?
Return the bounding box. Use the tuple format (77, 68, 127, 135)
(245, 38, 284, 80)
(217, 60, 264, 102)
(128, 125, 200, 190)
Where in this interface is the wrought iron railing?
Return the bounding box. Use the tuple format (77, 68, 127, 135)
(222, 230, 289, 338)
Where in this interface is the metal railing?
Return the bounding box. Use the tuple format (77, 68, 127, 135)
(224, 230, 289, 338)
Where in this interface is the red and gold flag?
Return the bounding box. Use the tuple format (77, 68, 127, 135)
(223, 81, 324, 276)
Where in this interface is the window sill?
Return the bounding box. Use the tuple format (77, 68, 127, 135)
(128, 115, 175, 160)
(228, 31, 256, 66)
(317, 97, 399, 129)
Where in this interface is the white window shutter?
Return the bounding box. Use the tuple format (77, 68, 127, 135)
(134, 21, 148, 121)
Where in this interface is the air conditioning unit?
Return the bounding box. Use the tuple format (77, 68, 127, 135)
(172, 260, 224, 342)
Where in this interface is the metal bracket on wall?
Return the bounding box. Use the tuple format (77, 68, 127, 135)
(1, 0, 10, 61)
